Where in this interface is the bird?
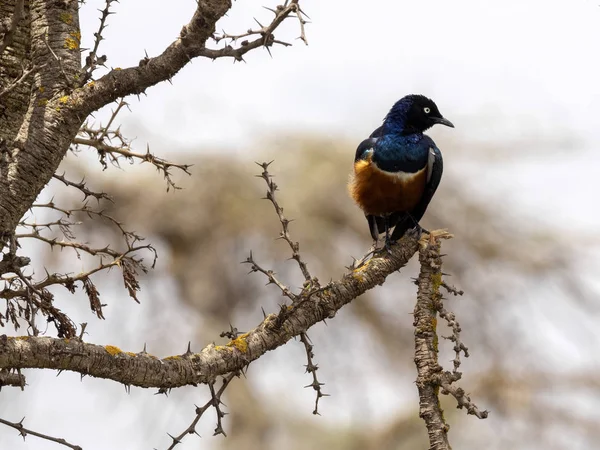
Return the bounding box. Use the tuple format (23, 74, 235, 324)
(348, 94, 454, 250)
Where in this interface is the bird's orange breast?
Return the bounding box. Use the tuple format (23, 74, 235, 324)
(348, 156, 427, 216)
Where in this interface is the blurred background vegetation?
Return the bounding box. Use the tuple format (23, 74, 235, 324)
(3, 130, 598, 449)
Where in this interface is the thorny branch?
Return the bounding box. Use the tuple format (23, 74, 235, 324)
(52, 172, 112, 202)
(300, 332, 328, 415)
(256, 161, 312, 283)
(81, 0, 117, 84)
(0, 416, 82, 450)
(206, 0, 309, 61)
(73, 99, 192, 191)
(253, 161, 330, 414)
(414, 231, 487, 450)
(165, 372, 238, 449)
(2, 198, 156, 336)
(0, 227, 421, 385)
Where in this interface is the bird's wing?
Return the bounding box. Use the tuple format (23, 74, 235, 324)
(354, 136, 378, 162)
(354, 124, 385, 162)
(369, 125, 384, 138)
(388, 143, 443, 240)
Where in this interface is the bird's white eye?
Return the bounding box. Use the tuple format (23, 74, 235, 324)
(424, 107, 431, 114)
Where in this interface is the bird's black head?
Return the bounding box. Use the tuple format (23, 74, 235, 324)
(383, 94, 454, 135)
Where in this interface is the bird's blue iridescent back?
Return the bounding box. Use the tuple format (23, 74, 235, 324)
(371, 134, 434, 173)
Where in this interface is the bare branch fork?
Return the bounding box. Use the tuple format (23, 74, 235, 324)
(414, 231, 488, 450)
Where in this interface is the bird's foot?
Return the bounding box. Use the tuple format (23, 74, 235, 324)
(419, 225, 430, 235)
(383, 236, 394, 255)
(405, 225, 425, 240)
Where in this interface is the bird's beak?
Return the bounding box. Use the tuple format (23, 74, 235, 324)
(432, 117, 454, 128)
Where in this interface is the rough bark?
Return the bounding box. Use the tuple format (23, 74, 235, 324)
(0, 234, 420, 388)
(0, 0, 31, 141)
(414, 233, 452, 450)
(0, 0, 83, 240)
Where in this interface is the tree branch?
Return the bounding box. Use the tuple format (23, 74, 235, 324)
(0, 233, 420, 388)
(71, 0, 305, 117)
(413, 231, 488, 450)
(0, 416, 81, 450)
(414, 231, 453, 450)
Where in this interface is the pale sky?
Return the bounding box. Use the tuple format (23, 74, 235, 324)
(80, 0, 600, 147)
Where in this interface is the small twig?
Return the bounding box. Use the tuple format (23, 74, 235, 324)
(208, 382, 227, 436)
(243, 251, 296, 301)
(299, 332, 328, 414)
(52, 172, 112, 202)
(165, 372, 237, 449)
(256, 161, 312, 283)
(441, 281, 464, 296)
(74, 104, 191, 191)
(219, 324, 243, 340)
(439, 307, 469, 374)
(0, 416, 82, 450)
(81, 0, 117, 84)
(205, 0, 308, 62)
(439, 375, 489, 419)
(0, 369, 26, 388)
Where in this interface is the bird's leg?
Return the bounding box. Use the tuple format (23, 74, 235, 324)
(408, 214, 429, 235)
(371, 224, 379, 250)
(384, 214, 393, 254)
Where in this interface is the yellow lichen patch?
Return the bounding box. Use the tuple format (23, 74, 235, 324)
(431, 272, 442, 291)
(87, 81, 95, 88)
(352, 259, 372, 282)
(104, 345, 122, 356)
(431, 317, 438, 352)
(114, 67, 122, 71)
(64, 31, 81, 50)
(59, 12, 73, 24)
(125, 352, 136, 357)
(38, 86, 45, 93)
(227, 333, 249, 353)
(37, 99, 48, 107)
(64, 38, 78, 50)
(15, 336, 29, 340)
(58, 96, 69, 104)
(163, 355, 182, 361)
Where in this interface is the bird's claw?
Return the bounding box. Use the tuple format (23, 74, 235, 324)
(384, 237, 394, 254)
(406, 224, 426, 239)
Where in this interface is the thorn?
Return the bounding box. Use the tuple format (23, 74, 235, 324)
(167, 433, 181, 444)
